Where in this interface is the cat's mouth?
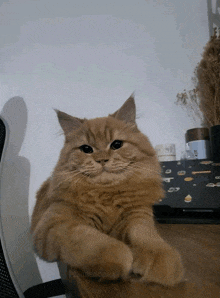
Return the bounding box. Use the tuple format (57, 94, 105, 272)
(81, 167, 127, 185)
(102, 167, 125, 174)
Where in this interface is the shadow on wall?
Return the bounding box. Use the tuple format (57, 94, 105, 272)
(0, 97, 42, 294)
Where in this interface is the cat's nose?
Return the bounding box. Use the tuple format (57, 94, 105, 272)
(96, 159, 109, 166)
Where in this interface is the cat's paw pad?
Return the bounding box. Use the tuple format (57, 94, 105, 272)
(82, 242, 133, 281)
(131, 245, 184, 286)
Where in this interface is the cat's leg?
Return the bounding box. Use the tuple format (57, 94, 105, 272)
(122, 216, 184, 286)
(32, 203, 133, 281)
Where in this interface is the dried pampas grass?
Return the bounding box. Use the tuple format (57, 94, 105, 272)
(197, 28, 220, 127)
(175, 88, 204, 127)
(176, 28, 220, 128)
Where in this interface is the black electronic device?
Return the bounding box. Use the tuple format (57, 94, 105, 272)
(153, 159, 220, 224)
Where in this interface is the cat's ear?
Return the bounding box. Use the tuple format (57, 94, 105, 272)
(110, 94, 136, 124)
(54, 109, 83, 134)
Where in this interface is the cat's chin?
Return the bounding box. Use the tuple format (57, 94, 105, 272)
(85, 171, 126, 186)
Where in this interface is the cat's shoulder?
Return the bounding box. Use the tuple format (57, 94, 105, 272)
(36, 177, 51, 200)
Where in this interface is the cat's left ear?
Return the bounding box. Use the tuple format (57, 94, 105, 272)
(54, 109, 84, 135)
(110, 94, 136, 124)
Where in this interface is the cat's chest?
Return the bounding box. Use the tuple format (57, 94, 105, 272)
(76, 190, 126, 232)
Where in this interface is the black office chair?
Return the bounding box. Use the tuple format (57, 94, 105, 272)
(0, 117, 81, 298)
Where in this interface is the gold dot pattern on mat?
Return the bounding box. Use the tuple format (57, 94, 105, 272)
(184, 177, 194, 182)
(162, 177, 174, 183)
(168, 187, 180, 192)
(200, 160, 212, 165)
(184, 195, 192, 203)
(192, 170, 211, 175)
(178, 171, 186, 176)
(206, 183, 215, 187)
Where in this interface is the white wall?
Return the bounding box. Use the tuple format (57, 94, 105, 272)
(0, 0, 209, 290)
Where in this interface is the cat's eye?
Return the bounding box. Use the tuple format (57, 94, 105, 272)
(110, 140, 123, 150)
(79, 145, 93, 154)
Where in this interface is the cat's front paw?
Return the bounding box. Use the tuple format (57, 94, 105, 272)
(82, 241, 133, 281)
(131, 244, 184, 286)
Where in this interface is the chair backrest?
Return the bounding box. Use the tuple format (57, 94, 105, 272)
(0, 118, 20, 297)
(0, 114, 79, 298)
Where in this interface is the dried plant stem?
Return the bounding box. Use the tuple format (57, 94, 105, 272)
(176, 28, 220, 128)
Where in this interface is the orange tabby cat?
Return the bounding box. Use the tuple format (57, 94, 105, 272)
(31, 95, 184, 297)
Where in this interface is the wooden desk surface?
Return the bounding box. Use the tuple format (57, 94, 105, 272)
(153, 223, 220, 297)
(77, 223, 220, 298)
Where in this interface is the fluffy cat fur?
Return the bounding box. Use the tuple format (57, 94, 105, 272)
(31, 95, 184, 297)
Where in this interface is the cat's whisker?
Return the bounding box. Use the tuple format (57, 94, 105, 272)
(127, 162, 160, 173)
(125, 164, 161, 180)
(55, 170, 84, 185)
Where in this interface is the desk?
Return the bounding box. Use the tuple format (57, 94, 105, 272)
(76, 223, 220, 298)
(152, 223, 220, 297)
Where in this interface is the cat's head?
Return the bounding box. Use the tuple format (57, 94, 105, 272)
(53, 95, 160, 188)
